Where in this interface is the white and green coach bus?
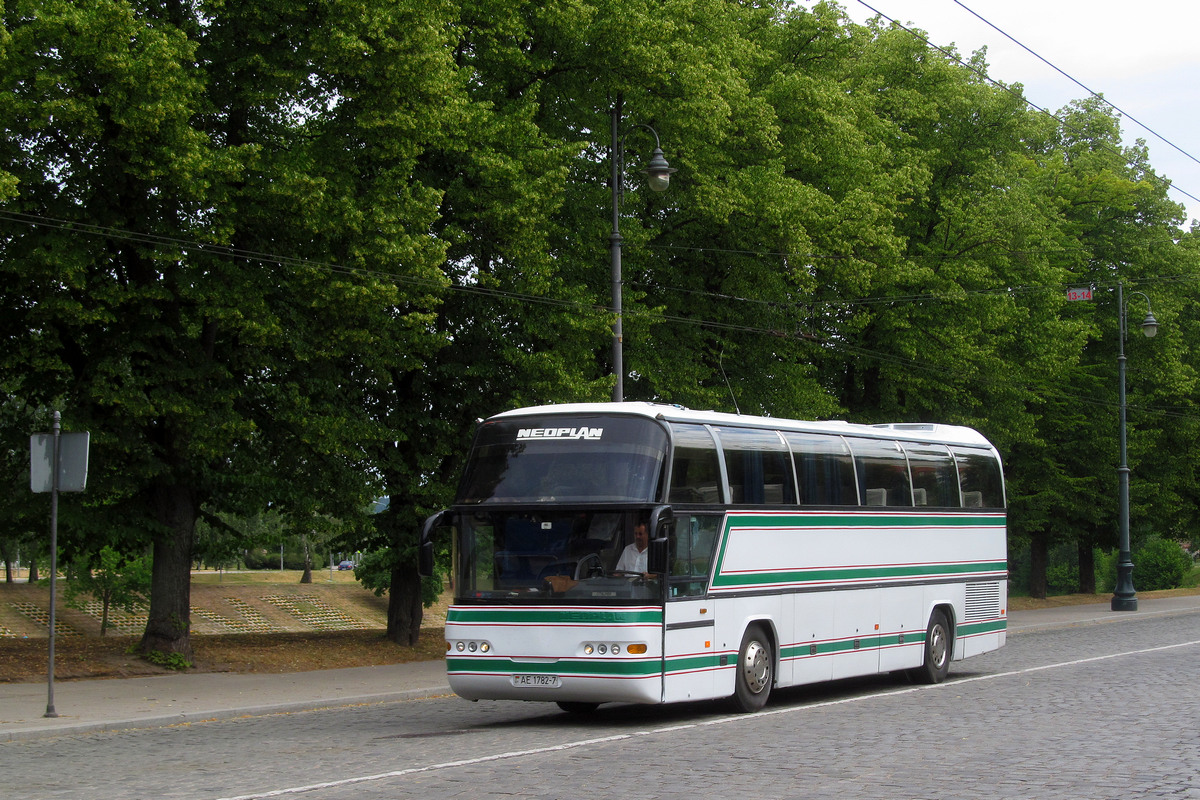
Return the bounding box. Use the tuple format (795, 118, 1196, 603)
(419, 402, 1006, 713)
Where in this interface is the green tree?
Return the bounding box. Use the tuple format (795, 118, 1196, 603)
(63, 545, 151, 636)
(0, 391, 53, 582)
(1131, 538, 1192, 591)
(0, 0, 461, 658)
(1018, 99, 1192, 595)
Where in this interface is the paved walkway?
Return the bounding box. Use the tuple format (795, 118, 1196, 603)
(3, 594, 1199, 742)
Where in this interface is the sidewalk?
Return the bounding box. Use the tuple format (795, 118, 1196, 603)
(4, 594, 1200, 743)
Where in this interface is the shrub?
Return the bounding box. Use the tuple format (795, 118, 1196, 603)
(1046, 561, 1078, 595)
(142, 650, 191, 671)
(1094, 548, 1119, 594)
(63, 546, 151, 636)
(1132, 538, 1192, 591)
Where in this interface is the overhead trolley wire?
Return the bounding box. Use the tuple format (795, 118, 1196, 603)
(853, 0, 1200, 208)
(951, 0, 1200, 170)
(4, 207, 1198, 423)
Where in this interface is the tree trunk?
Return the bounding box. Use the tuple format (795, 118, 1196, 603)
(386, 559, 423, 646)
(300, 534, 312, 584)
(1077, 538, 1097, 594)
(138, 482, 196, 662)
(1028, 527, 1049, 599)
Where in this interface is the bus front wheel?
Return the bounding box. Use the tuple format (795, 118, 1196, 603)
(910, 609, 951, 684)
(732, 624, 773, 713)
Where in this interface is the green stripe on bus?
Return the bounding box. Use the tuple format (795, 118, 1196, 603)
(447, 657, 661, 677)
(447, 608, 664, 625)
(780, 635, 892, 660)
(664, 653, 722, 673)
(710, 560, 1007, 589)
(723, 513, 1006, 529)
(957, 618, 1007, 636)
(710, 513, 1005, 582)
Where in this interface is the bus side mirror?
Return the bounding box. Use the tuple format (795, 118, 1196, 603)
(419, 510, 449, 578)
(418, 540, 435, 578)
(648, 505, 674, 538)
(648, 537, 670, 575)
(647, 505, 674, 574)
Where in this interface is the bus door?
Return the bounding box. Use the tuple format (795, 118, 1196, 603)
(661, 514, 721, 703)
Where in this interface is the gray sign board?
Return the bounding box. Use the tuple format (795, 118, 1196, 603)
(30, 432, 90, 493)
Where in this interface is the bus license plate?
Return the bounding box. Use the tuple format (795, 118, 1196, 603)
(512, 674, 561, 688)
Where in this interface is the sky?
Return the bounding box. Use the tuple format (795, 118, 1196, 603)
(811, 0, 1200, 228)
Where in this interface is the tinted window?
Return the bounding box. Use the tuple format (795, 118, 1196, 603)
(459, 416, 667, 504)
(668, 514, 721, 598)
(903, 442, 958, 507)
(454, 510, 658, 601)
(668, 424, 723, 504)
(716, 427, 795, 505)
(785, 432, 858, 506)
(849, 438, 911, 507)
(951, 446, 1005, 508)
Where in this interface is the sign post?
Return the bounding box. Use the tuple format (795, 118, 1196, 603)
(30, 411, 89, 718)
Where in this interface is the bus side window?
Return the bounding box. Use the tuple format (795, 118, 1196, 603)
(669, 515, 720, 598)
(849, 437, 911, 507)
(786, 432, 857, 505)
(716, 427, 794, 506)
(903, 442, 958, 507)
(952, 446, 1005, 508)
(668, 424, 722, 504)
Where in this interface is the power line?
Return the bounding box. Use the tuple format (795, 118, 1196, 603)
(5, 207, 1193, 322)
(0, 209, 599, 315)
(5, 207, 1199, 423)
(951, 0, 1200, 169)
(852, 0, 1200, 208)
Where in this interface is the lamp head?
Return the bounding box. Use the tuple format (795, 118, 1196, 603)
(641, 148, 677, 192)
(1141, 311, 1159, 338)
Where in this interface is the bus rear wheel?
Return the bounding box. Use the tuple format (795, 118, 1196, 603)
(732, 624, 773, 713)
(910, 609, 951, 684)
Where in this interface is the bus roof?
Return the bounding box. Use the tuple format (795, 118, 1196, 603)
(488, 402, 999, 450)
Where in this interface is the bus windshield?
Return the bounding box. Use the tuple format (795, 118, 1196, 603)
(457, 416, 668, 504)
(455, 509, 666, 601)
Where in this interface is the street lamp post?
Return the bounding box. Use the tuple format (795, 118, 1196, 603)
(610, 97, 676, 402)
(1112, 281, 1159, 612)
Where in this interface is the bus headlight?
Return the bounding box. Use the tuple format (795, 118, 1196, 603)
(583, 642, 642, 656)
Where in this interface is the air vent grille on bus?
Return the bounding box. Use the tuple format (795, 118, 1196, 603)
(964, 582, 1002, 621)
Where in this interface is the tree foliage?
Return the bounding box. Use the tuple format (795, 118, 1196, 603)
(3, 0, 1199, 652)
(63, 545, 151, 636)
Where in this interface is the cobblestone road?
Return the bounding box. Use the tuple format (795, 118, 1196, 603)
(4, 611, 1198, 800)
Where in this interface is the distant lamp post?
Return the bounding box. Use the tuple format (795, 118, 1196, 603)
(1112, 282, 1159, 612)
(610, 98, 676, 403)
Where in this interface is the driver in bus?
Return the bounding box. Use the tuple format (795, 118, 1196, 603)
(615, 520, 651, 578)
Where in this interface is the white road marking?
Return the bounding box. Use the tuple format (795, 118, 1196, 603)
(214, 637, 1200, 800)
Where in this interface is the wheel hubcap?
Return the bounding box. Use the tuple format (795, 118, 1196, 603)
(929, 624, 947, 669)
(742, 640, 770, 693)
